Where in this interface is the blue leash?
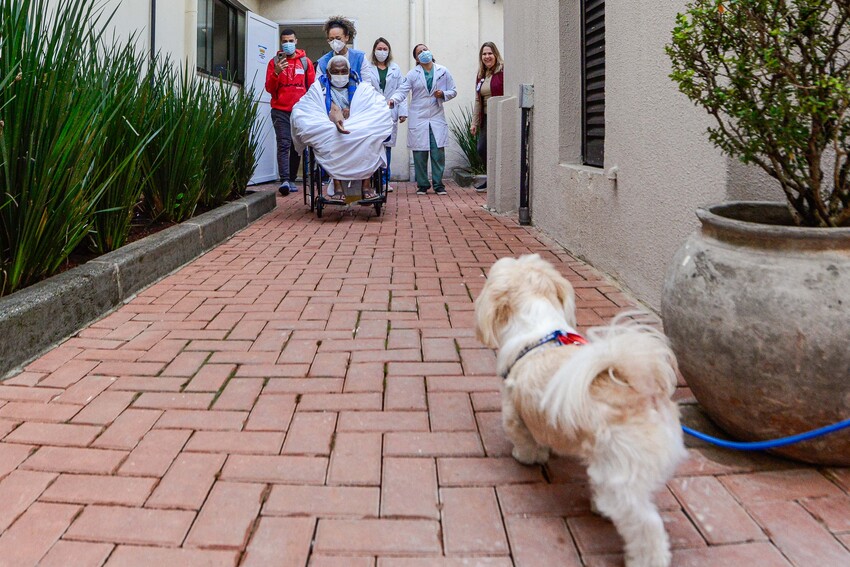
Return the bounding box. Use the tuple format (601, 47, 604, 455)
(682, 418, 850, 451)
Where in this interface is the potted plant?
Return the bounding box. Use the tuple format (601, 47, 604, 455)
(663, 0, 850, 464)
(448, 105, 486, 187)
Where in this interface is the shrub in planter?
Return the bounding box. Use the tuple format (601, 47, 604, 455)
(664, 0, 850, 463)
(667, 0, 850, 228)
(141, 63, 210, 223)
(230, 84, 260, 199)
(0, 0, 146, 295)
(449, 105, 485, 175)
(201, 80, 259, 207)
(88, 42, 159, 254)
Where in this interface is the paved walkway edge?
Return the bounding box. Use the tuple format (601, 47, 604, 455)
(0, 189, 276, 378)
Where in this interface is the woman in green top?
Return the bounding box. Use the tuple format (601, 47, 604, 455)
(366, 38, 407, 192)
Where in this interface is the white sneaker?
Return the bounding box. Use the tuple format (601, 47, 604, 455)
(386, 184, 394, 192)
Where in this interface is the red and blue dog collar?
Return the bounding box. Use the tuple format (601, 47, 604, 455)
(500, 329, 588, 379)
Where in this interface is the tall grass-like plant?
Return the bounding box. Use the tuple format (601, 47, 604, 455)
(201, 81, 239, 207)
(0, 0, 142, 295)
(87, 42, 158, 253)
(231, 86, 261, 198)
(449, 105, 485, 175)
(142, 63, 210, 222)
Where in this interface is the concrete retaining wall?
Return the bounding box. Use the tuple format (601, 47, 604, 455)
(0, 190, 276, 379)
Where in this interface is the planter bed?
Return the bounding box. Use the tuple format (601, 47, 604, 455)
(0, 189, 276, 379)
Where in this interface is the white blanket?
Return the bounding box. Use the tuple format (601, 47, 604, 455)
(291, 82, 393, 180)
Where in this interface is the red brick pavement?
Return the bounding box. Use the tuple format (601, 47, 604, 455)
(0, 181, 848, 566)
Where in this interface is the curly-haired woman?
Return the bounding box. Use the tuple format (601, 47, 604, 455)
(315, 16, 378, 90)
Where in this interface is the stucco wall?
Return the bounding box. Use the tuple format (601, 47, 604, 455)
(259, 0, 504, 179)
(497, 0, 732, 310)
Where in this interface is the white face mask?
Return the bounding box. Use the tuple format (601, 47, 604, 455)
(329, 39, 346, 53)
(374, 49, 389, 62)
(330, 74, 349, 88)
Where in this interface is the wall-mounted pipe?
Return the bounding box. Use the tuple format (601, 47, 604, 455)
(424, 0, 430, 46)
(150, 0, 156, 63)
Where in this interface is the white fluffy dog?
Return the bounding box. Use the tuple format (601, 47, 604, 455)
(475, 254, 686, 567)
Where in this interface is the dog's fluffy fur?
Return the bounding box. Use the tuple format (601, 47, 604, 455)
(475, 254, 686, 567)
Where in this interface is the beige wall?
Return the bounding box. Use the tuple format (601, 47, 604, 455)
(83, 0, 260, 67)
(493, 0, 756, 309)
(259, 0, 504, 179)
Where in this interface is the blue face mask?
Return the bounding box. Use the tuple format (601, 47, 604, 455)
(417, 50, 433, 64)
(282, 42, 296, 56)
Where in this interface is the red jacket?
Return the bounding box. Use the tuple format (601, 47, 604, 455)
(265, 48, 315, 112)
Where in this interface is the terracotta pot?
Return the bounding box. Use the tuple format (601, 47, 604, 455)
(662, 202, 850, 465)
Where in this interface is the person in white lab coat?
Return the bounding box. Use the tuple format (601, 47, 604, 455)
(389, 43, 457, 195)
(365, 37, 408, 193)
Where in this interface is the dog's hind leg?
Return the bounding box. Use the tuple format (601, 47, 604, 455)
(502, 391, 549, 465)
(589, 468, 671, 567)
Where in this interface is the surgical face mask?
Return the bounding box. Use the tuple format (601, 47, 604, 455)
(329, 39, 346, 53)
(374, 49, 389, 62)
(282, 42, 296, 56)
(417, 50, 433, 65)
(330, 74, 349, 88)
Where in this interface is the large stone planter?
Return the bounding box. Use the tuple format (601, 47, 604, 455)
(662, 202, 850, 465)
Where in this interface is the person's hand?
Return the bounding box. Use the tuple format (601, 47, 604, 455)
(399, 116, 407, 123)
(274, 57, 287, 75)
(388, 100, 395, 108)
(329, 104, 350, 134)
(470, 124, 478, 136)
(334, 119, 350, 134)
(342, 108, 350, 119)
(434, 90, 444, 99)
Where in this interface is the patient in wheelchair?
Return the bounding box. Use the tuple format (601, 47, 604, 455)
(291, 56, 393, 203)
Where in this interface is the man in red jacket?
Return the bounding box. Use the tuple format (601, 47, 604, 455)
(265, 29, 316, 195)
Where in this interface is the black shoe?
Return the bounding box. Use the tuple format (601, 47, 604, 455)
(474, 181, 487, 191)
(435, 188, 447, 195)
(278, 181, 292, 196)
(416, 188, 428, 195)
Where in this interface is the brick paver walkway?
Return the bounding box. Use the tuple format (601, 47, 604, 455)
(1, 181, 848, 566)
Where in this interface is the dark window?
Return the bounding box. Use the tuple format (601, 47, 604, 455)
(197, 0, 245, 84)
(581, 0, 605, 167)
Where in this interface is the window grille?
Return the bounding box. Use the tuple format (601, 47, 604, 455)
(582, 0, 605, 167)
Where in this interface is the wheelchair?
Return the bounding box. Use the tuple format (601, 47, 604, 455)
(302, 148, 388, 219)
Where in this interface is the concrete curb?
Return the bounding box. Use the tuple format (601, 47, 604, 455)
(0, 189, 276, 379)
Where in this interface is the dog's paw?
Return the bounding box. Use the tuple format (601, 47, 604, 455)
(625, 548, 671, 567)
(512, 445, 550, 465)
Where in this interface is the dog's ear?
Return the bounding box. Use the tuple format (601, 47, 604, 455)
(554, 274, 577, 328)
(475, 285, 512, 349)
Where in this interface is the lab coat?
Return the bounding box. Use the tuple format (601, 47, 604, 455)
(364, 62, 409, 147)
(391, 63, 457, 151)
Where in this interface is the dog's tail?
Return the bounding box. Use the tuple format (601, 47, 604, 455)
(540, 310, 679, 431)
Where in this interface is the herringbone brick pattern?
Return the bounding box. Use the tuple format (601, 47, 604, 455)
(0, 182, 847, 566)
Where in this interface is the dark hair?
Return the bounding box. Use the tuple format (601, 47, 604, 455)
(371, 37, 393, 66)
(324, 16, 356, 41)
(281, 28, 296, 38)
(412, 43, 435, 65)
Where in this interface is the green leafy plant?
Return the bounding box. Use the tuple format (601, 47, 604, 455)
(201, 80, 259, 206)
(667, 0, 850, 227)
(87, 42, 159, 253)
(231, 87, 260, 198)
(0, 0, 144, 295)
(141, 63, 209, 222)
(449, 105, 485, 175)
